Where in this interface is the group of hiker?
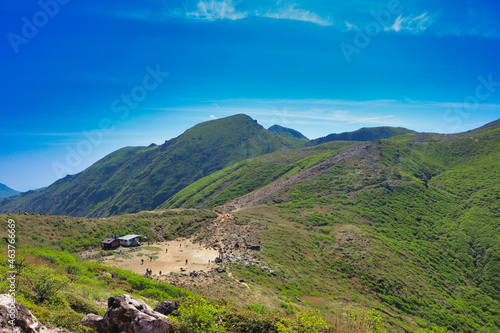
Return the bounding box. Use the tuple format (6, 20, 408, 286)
(144, 268, 163, 277)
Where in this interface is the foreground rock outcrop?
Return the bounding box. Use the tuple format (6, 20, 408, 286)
(0, 294, 66, 333)
(154, 301, 179, 317)
(81, 294, 170, 333)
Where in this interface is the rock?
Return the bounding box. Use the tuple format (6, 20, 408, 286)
(154, 301, 179, 317)
(0, 294, 66, 333)
(215, 266, 226, 273)
(81, 294, 170, 333)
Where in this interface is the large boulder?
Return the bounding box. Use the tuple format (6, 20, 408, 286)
(81, 294, 170, 333)
(0, 294, 66, 333)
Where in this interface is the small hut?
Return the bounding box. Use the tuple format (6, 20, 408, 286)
(102, 237, 120, 250)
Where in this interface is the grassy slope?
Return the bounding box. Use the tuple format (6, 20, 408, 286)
(162, 141, 358, 209)
(0, 210, 217, 253)
(0, 244, 196, 333)
(0, 115, 284, 217)
(223, 124, 500, 331)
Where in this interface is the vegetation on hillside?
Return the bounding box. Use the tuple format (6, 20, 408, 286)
(0, 115, 285, 217)
(163, 141, 358, 209)
(222, 124, 500, 331)
(0, 210, 216, 253)
(0, 241, 410, 333)
(0, 116, 416, 218)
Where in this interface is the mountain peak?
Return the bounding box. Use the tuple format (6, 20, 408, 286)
(0, 183, 20, 198)
(268, 125, 308, 140)
(0, 114, 283, 217)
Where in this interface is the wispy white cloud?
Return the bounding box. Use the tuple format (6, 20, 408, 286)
(256, 4, 332, 26)
(385, 12, 437, 34)
(345, 21, 356, 31)
(186, 0, 247, 21)
(107, 1, 331, 27)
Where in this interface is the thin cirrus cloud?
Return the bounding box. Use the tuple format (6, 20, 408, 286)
(343, 12, 437, 34)
(168, 0, 332, 26)
(385, 12, 437, 34)
(255, 4, 333, 26)
(186, 0, 248, 21)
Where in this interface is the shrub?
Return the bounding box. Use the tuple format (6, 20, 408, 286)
(276, 303, 328, 333)
(21, 265, 70, 304)
(176, 296, 226, 333)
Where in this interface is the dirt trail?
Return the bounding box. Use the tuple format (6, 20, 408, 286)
(219, 142, 371, 212)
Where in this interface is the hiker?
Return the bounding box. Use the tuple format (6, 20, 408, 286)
(166, 248, 168, 253)
(150, 256, 152, 261)
(141, 259, 144, 265)
(159, 270, 162, 276)
(186, 259, 188, 265)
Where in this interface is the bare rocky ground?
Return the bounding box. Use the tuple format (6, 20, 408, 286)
(100, 212, 271, 294)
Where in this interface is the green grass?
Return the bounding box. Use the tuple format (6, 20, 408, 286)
(213, 124, 500, 331)
(0, 209, 217, 253)
(0, 245, 194, 332)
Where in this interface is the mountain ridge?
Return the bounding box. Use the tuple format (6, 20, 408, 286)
(312, 126, 415, 145)
(268, 124, 308, 139)
(3, 115, 491, 219)
(0, 114, 285, 217)
(0, 183, 20, 198)
(0, 115, 416, 217)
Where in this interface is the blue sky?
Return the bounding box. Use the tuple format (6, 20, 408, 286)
(1, 0, 500, 191)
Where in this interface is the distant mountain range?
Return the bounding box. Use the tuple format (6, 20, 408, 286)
(0, 183, 20, 198)
(311, 126, 415, 145)
(0, 114, 416, 217)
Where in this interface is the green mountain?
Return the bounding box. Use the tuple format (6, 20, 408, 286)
(0, 114, 286, 217)
(312, 126, 415, 145)
(1, 119, 499, 332)
(161, 119, 500, 330)
(267, 124, 310, 150)
(268, 124, 308, 140)
(0, 116, 416, 218)
(0, 183, 20, 198)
